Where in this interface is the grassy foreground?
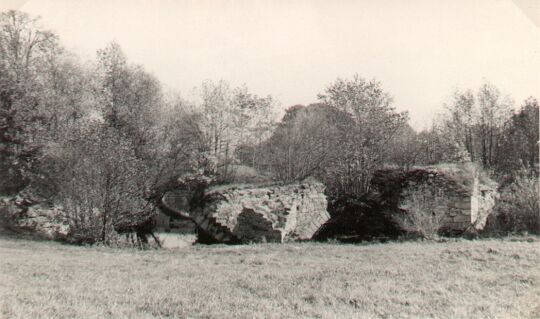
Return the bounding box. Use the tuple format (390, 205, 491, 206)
(0, 237, 538, 319)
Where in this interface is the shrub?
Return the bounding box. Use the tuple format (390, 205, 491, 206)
(43, 121, 153, 244)
(487, 172, 539, 234)
(396, 185, 449, 240)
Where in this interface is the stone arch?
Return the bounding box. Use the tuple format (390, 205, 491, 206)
(232, 207, 282, 243)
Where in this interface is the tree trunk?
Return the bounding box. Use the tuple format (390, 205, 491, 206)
(101, 174, 112, 243)
(487, 126, 494, 167)
(481, 127, 488, 167)
(101, 211, 107, 243)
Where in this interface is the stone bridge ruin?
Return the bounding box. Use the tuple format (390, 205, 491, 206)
(160, 180, 330, 243)
(372, 164, 499, 234)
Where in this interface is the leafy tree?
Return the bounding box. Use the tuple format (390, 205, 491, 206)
(0, 10, 60, 193)
(0, 15, 207, 244)
(96, 42, 162, 158)
(318, 75, 408, 194)
(43, 120, 152, 244)
(258, 103, 351, 182)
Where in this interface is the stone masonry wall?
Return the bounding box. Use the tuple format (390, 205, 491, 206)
(470, 175, 498, 230)
(192, 181, 330, 243)
(397, 167, 498, 232)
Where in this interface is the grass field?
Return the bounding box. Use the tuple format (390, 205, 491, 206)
(0, 237, 538, 319)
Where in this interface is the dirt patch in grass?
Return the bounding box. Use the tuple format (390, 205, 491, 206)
(0, 238, 538, 318)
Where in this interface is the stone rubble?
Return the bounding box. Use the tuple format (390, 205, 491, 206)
(0, 197, 69, 240)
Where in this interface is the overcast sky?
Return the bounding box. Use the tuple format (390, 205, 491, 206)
(5, 0, 540, 129)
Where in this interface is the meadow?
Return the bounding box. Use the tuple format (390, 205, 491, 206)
(0, 236, 538, 319)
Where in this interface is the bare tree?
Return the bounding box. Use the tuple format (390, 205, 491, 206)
(230, 85, 277, 170)
(386, 124, 421, 170)
(442, 82, 513, 169)
(476, 82, 512, 168)
(195, 80, 277, 181)
(416, 117, 472, 166)
(495, 97, 539, 174)
(444, 89, 476, 161)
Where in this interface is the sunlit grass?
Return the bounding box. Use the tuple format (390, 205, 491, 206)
(0, 237, 538, 318)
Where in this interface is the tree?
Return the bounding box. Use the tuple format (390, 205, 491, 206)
(475, 82, 512, 168)
(495, 97, 539, 174)
(148, 94, 209, 191)
(230, 85, 276, 170)
(385, 124, 421, 170)
(318, 75, 408, 194)
(96, 42, 162, 158)
(0, 11, 288, 245)
(444, 89, 475, 162)
(259, 103, 351, 182)
(417, 117, 473, 166)
(195, 80, 277, 181)
(442, 82, 512, 169)
(0, 10, 60, 193)
(43, 120, 153, 244)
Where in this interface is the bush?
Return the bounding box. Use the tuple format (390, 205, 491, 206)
(396, 185, 449, 240)
(43, 121, 153, 244)
(486, 172, 539, 234)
